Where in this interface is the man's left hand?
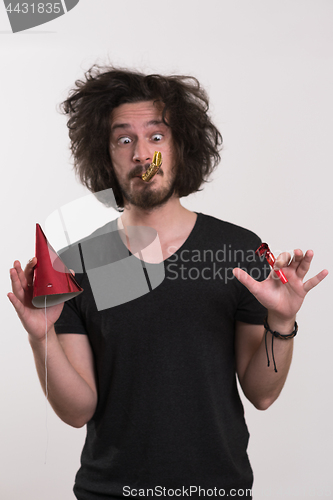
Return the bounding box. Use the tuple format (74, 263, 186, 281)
(233, 249, 328, 322)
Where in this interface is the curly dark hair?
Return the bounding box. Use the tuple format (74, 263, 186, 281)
(60, 65, 223, 209)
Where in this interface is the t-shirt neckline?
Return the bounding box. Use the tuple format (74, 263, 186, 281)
(113, 212, 203, 265)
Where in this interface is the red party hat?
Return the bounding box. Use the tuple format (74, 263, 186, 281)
(32, 223, 83, 308)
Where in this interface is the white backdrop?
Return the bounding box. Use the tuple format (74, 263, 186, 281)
(1, 1, 332, 499)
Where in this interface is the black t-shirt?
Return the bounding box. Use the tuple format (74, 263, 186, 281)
(54, 213, 268, 500)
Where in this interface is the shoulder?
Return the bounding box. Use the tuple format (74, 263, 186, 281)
(57, 218, 119, 274)
(196, 212, 262, 248)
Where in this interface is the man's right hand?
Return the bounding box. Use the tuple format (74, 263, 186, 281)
(8, 257, 64, 342)
(8, 257, 97, 427)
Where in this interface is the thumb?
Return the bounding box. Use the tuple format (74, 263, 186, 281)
(233, 267, 261, 295)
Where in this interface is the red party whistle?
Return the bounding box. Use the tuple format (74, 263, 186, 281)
(256, 243, 288, 284)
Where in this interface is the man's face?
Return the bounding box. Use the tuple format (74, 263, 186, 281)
(109, 100, 176, 210)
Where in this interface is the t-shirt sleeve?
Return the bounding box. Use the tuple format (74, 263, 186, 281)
(54, 286, 88, 335)
(234, 234, 268, 325)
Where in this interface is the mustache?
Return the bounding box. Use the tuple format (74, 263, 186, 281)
(129, 163, 164, 180)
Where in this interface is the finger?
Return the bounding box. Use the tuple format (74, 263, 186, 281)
(273, 251, 292, 270)
(233, 268, 262, 295)
(7, 291, 26, 319)
(10, 267, 26, 303)
(288, 249, 303, 269)
(295, 249, 314, 280)
(303, 268, 329, 293)
(13, 260, 29, 290)
(23, 257, 37, 285)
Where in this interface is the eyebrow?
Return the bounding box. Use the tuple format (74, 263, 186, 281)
(111, 119, 166, 133)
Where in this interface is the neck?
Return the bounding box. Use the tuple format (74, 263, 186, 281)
(120, 196, 191, 233)
(118, 196, 197, 259)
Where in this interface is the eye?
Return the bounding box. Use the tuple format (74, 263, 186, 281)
(118, 136, 132, 145)
(151, 134, 163, 142)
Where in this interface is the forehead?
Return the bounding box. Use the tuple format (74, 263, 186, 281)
(110, 100, 165, 129)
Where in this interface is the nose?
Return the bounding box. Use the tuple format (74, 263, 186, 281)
(133, 140, 151, 164)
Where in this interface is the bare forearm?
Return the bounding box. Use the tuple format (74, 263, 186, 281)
(235, 245, 328, 409)
(241, 314, 295, 410)
(29, 327, 97, 427)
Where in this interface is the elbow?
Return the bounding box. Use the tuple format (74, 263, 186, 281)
(64, 412, 93, 428)
(72, 404, 97, 428)
(252, 395, 277, 411)
(70, 421, 87, 429)
(56, 413, 87, 428)
(67, 393, 98, 428)
(253, 400, 272, 411)
(68, 417, 88, 429)
(56, 403, 97, 428)
(243, 383, 282, 411)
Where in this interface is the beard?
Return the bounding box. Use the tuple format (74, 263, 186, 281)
(118, 165, 176, 210)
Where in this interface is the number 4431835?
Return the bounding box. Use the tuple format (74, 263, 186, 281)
(5, 3, 62, 14)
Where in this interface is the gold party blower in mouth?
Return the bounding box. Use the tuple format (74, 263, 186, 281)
(141, 151, 162, 182)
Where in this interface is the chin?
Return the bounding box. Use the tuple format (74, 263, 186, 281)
(125, 185, 175, 210)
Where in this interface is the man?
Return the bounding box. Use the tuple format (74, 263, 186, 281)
(8, 66, 328, 500)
